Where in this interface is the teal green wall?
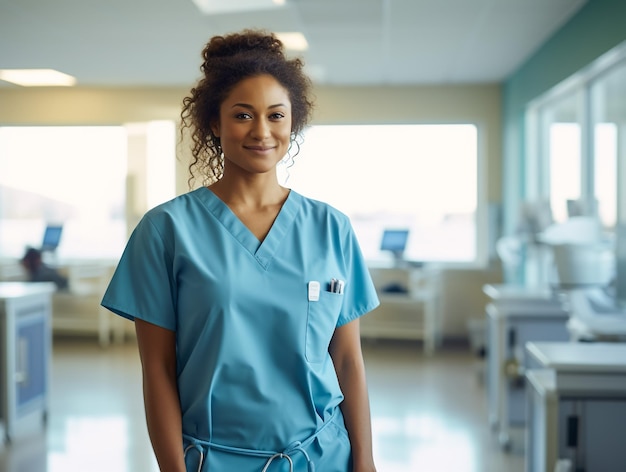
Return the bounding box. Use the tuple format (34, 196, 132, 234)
(502, 0, 626, 246)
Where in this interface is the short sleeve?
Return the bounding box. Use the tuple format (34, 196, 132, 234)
(100, 215, 177, 331)
(336, 222, 380, 327)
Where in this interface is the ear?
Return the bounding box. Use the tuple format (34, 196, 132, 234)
(210, 121, 220, 138)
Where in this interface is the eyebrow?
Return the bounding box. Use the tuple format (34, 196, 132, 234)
(230, 103, 287, 110)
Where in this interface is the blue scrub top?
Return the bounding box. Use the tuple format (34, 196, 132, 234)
(101, 187, 379, 452)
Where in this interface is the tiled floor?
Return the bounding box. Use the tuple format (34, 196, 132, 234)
(0, 337, 524, 472)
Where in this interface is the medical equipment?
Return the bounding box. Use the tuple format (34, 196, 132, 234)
(538, 216, 626, 342)
(539, 216, 615, 287)
(564, 288, 626, 342)
(496, 199, 554, 287)
(551, 242, 614, 286)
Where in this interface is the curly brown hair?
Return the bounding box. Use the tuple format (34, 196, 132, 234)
(180, 29, 314, 188)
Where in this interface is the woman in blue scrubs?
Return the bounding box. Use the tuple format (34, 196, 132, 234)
(101, 29, 379, 472)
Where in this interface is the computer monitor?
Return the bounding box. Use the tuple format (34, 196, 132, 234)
(380, 229, 410, 261)
(41, 225, 63, 252)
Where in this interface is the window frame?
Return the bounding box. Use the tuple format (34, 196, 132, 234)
(524, 40, 626, 286)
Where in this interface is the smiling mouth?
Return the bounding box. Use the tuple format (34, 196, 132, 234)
(245, 145, 275, 151)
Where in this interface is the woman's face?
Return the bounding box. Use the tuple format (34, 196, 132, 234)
(212, 74, 292, 177)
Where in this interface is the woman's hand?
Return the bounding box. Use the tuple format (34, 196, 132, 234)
(329, 319, 377, 472)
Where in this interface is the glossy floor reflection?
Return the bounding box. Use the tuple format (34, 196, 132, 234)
(0, 338, 524, 472)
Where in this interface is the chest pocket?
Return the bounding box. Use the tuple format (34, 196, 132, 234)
(305, 290, 343, 363)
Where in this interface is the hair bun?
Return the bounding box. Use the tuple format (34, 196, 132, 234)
(203, 29, 285, 63)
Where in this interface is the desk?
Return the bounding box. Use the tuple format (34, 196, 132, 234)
(483, 284, 570, 450)
(362, 265, 441, 354)
(52, 261, 122, 346)
(0, 282, 55, 443)
(0, 259, 122, 346)
(525, 342, 626, 472)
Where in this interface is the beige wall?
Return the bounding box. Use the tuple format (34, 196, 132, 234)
(0, 83, 503, 338)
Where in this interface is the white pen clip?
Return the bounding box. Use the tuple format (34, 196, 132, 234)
(308, 281, 320, 301)
(336, 279, 345, 294)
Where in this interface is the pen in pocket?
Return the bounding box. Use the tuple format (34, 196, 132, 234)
(329, 278, 344, 294)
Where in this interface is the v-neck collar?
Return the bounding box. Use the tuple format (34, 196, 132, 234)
(195, 187, 301, 270)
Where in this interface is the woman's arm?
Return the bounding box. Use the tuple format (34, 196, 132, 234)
(329, 318, 377, 472)
(135, 318, 186, 472)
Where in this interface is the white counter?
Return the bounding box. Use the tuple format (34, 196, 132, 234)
(483, 283, 555, 302)
(525, 341, 626, 393)
(526, 341, 626, 373)
(483, 284, 566, 315)
(0, 281, 56, 299)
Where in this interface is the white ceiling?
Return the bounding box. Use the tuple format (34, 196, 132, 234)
(0, 0, 587, 88)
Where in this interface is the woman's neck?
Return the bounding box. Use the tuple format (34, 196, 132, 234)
(209, 173, 288, 210)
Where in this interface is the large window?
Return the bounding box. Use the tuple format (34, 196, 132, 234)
(524, 41, 626, 287)
(590, 61, 626, 229)
(280, 124, 480, 264)
(544, 94, 583, 223)
(528, 56, 625, 231)
(591, 60, 626, 306)
(0, 126, 127, 260)
(0, 124, 480, 265)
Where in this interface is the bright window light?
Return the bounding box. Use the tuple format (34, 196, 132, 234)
(549, 123, 581, 223)
(0, 69, 76, 87)
(0, 126, 127, 259)
(279, 124, 479, 264)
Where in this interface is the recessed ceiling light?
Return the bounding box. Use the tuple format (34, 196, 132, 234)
(0, 69, 77, 87)
(191, 0, 285, 14)
(275, 32, 308, 51)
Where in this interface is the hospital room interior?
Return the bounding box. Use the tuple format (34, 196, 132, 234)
(1, 0, 625, 471)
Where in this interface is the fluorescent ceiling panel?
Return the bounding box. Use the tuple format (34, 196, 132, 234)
(191, 0, 285, 14)
(275, 32, 308, 51)
(0, 69, 77, 87)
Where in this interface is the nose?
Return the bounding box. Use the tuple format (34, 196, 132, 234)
(250, 117, 271, 139)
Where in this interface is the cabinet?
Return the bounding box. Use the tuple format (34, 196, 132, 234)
(525, 342, 626, 472)
(0, 282, 55, 443)
(483, 284, 570, 450)
(361, 265, 442, 354)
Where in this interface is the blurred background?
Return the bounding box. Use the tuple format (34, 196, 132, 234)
(1, 1, 625, 471)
